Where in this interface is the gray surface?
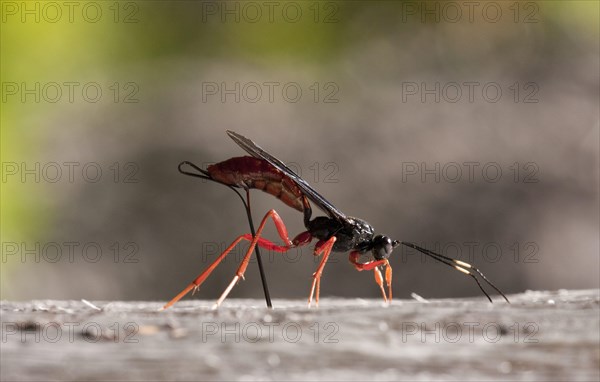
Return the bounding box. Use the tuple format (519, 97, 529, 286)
(1, 289, 599, 381)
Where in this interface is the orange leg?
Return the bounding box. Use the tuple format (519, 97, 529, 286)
(308, 237, 337, 308)
(376, 260, 393, 302)
(349, 252, 393, 302)
(385, 261, 393, 302)
(374, 267, 388, 302)
(161, 209, 309, 310)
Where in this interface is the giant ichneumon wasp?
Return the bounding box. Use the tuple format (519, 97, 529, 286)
(161, 131, 509, 310)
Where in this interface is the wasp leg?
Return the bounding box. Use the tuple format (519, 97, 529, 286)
(349, 252, 393, 302)
(385, 261, 392, 302)
(308, 236, 337, 308)
(373, 267, 388, 302)
(349, 251, 388, 271)
(161, 209, 310, 310)
(212, 209, 312, 309)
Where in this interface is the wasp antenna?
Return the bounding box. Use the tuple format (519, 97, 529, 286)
(453, 259, 510, 303)
(416, 244, 510, 303)
(400, 242, 509, 303)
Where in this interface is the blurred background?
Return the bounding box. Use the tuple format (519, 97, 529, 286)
(1, 0, 598, 302)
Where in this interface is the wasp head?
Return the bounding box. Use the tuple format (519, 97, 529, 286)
(372, 235, 400, 261)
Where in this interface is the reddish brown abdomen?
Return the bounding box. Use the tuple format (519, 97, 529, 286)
(207, 156, 305, 212)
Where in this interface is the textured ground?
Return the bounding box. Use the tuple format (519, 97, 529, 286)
(1, 289, 599, 381)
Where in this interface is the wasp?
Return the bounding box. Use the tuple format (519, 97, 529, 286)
(161, 131, 509, 309)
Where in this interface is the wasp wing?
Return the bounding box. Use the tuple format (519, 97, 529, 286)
(226, 130, 347, 221)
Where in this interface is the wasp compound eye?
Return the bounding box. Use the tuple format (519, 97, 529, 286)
(372, 235, 393, 260)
